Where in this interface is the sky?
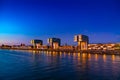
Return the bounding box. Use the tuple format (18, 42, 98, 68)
(0, 0, 120, 45)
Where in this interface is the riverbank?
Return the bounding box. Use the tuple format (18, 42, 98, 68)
(1, 47, 120, 55)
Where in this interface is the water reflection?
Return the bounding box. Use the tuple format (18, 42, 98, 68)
(88, 53, 91, 60)
(95, 54, 98, 61)
(112, 55, 115, 61)
(1, 50, 120, 80)
(103, 54, 107, 62)
(30, 51, 120, 65)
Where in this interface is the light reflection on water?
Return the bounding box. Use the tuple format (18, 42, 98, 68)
(0, 50, 120, 80)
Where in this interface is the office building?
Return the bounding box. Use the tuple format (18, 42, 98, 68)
(48, 38, 61, 49)
(31, 39, 43, 49)
(74, 34, 89, 50)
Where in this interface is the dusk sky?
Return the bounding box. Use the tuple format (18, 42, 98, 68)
(0, 0, 120, 45)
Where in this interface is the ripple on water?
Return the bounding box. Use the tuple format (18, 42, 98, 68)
(0, 50, 120, 80)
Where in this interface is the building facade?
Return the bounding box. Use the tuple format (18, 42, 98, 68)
(48, 38, 61, 49)
(88, 43, 115, 50)
(31, 39, 43, 49)
(74, 35, 89, 50)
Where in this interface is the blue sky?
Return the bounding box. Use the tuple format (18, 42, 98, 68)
(0, 0, 120, 45)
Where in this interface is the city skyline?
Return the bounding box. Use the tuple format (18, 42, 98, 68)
(0, 0, 120, 45)
(0, 33, 120, 45)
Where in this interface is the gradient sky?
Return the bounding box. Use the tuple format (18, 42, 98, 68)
(0, 0, 120, 45)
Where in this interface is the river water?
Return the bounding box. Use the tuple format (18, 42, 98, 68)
(0, 49, 120, 80)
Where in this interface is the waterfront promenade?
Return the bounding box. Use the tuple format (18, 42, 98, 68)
(1, 47, 120, 55)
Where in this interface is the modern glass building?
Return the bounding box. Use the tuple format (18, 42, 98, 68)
(74, 35, 89, 50)
(31, 39, 43, 48)
(48, 38, 61, 49)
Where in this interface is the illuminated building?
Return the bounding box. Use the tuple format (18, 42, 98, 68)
(48, 38, 61, 49)
(59, 46, 74, 50)
(88, 43, 115, 50)
(74, 34, 89, 50)
(31, 39, 43, 49)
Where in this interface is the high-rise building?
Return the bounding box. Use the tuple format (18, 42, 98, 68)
(74, 35, 89, 50)
(31, 39, 43, 49)
(48, 38, 61, 49)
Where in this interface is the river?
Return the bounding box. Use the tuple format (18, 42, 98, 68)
(0, 49, 120, 80)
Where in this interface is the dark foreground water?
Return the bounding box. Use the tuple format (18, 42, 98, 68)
(0, 50, 120, 80)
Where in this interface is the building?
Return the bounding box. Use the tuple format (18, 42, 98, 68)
(31, 39, 43, 49)
(88, 43, 115, 50)
(74, 34, 89, 50)
(48, 38, 61, 49)
(59, 46, 74, 50)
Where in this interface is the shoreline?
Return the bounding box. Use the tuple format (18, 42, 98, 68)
(1, 48, 120, 55)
